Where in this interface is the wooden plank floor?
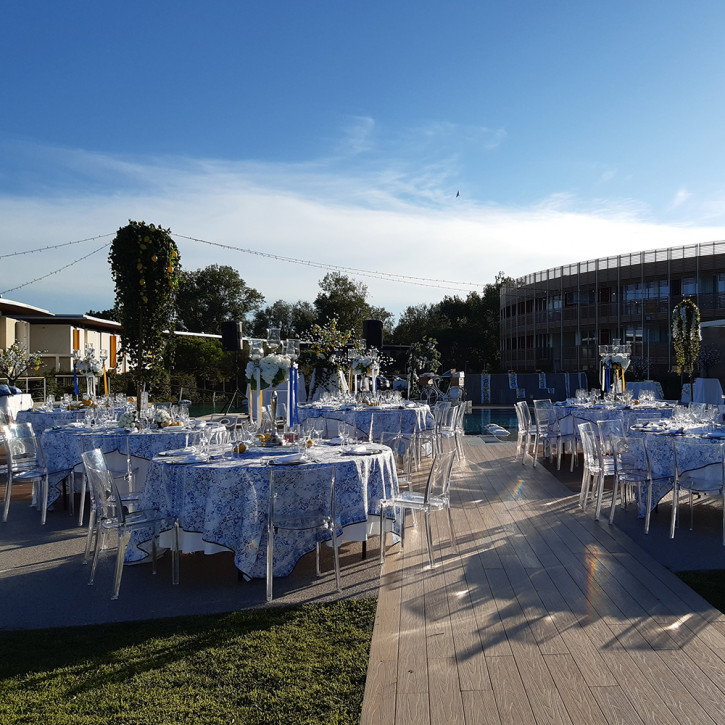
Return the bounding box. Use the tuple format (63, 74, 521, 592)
(361, 438, 725, 725)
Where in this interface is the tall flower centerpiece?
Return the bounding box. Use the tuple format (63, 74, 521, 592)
(74, 346, 102, 398)
(407, 336, 441, 398)
(672, 297, 701, 395)
(245, 353, 290, 390)
(306, 318, 352, 401)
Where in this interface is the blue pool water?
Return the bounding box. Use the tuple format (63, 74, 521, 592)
(463, 408, 517, 436)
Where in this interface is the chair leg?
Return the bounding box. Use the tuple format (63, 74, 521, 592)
(670, 483, 679, 539)
(594, 473, 606, 521)
(266, 524, 274, 602)
(315, 541, 322, 577)
(83, 510, 97, 563)
(172, 521, 180, 585)
(423, 510, 435, 568)
(112, 530, 131, 600)
(645, 485, 653, 534)
(40, 475, 48, 525)
(379, 507, 386, 564)
(332, 529, 341, 593)
(89, 527, 104, 585)
(446, 506, 457, 552)
(78, 472, 87, 526)
(609, 476, 620, 525)
(2, 476, 11, 522)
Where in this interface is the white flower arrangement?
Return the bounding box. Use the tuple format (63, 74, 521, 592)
(154, 408, 172, 425)
(352, 355, 373, 376)
(75, 352, 102, 375)
(246, 354, 290, 390)
(118, 411, 137, 430)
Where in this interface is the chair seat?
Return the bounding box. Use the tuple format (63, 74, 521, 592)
(272, 513, 333, 531)
(99, 509, 171, 530)
(383, 491, 449, 511)
(11, 468, 46, 481)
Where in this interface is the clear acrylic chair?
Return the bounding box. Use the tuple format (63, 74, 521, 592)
(81, 448, 179, 600)
(266, 464, 340, 601)
(2, 422, 49, 524)
(594, 418, 625, 519)
(532, 400, 574, 470)
(608, 434, 650, 525)
(672, 438, 725, 544)
(379, 449, 456, 569)
(641, 435, 676, 534)
(514, 401, 536, 463)
(578, 422, 614, 516)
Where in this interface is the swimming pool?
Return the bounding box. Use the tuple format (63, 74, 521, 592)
(463, 408, 517, 436)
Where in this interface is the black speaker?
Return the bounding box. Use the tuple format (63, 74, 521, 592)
(363, 319, 383, 350)
(221, 321, 243, 351)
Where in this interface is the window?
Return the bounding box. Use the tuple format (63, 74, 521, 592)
(682, 277, 697, 296)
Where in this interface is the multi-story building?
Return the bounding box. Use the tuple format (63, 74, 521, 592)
(500, 240, 725, 376)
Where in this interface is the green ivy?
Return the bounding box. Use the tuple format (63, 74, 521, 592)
(109, 221, 181, 408)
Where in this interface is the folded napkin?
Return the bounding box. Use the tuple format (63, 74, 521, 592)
(349, 444, 368, 454)
(271, 452, 306, 465)
(185, 453, 209, 463)
(159, 447, 197, 456)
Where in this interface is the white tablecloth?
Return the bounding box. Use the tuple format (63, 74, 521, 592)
(693, 378, 724, 405)
(132, 442, 398, 578)
(0, 393, 33, 419)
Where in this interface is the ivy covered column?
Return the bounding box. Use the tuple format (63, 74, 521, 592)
(109, 221, 181, 413)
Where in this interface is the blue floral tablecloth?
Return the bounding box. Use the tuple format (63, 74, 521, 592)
(40, 424, 223, 506)
(631, 429, 725, 515)
(297, 403, 433, 439)
(17, 408, 87, 435)
(554, 403, 674, 436)
(132, 442, 398, 578)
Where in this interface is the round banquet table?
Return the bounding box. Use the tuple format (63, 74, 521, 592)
(17, 408, 89, 435)
(629, 424, 725, 516)
(131, 441, 399, 578)
(553, 402, 674, 436)
(40, 423, 226, 507)
(297, 402, 434, 439)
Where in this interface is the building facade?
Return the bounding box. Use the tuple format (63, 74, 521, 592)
(500, 241, 725, 375)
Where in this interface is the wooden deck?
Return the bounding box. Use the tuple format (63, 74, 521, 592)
(361, 438, 725, 725)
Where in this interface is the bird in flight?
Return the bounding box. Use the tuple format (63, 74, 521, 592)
(456, 191, 460, 198)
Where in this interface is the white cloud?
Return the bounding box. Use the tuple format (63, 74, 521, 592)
(671, 186, 692, 208)
(1, 146, 725, 321)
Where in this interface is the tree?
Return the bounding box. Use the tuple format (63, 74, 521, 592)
(176, 265, 264, 334)
(166, 335, 233, 386)
(250, 299, 317, 339)
(368, 305, 396, 339)
(0, 342, 44, 386)
(109, 220, 181, 410)
(314, 272, 370, 337)
(86, 307, 119, 321)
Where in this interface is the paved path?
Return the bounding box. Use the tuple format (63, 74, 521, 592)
(361, 439, 725, 724)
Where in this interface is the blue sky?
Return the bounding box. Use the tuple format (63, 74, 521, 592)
(3, 1, 725, 320)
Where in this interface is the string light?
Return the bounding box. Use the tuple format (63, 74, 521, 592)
(0, 233, 114, 259)
(173, 233, 483, 291)
(0, 230, 486, 296)
(0, 242, 111, 296)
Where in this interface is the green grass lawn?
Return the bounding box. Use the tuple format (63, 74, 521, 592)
(677, 570, 725, 614)
(0, 599, 376, 724)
